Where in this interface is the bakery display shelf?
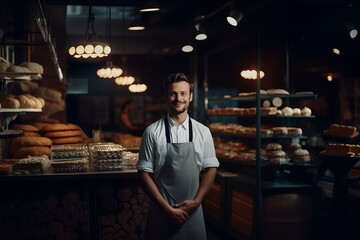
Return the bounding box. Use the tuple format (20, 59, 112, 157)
(0, 129, 23, 139)
(212, 132, 307, 140)
(0, 72, 42, 80)
(208, 93, 318, 102)
(208, 114, 315, 119)
(0, 108, 42, 113)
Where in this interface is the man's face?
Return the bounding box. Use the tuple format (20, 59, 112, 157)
(166, 81, 193, 115)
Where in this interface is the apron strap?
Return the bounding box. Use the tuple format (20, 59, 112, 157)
(164, 117, 193, 143)
(164, 117, 171, 143)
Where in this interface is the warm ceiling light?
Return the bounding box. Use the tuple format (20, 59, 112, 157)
(195, 23, 207, 40)
(115, 75, 135, 85)
(128, 83, 147, 93)
(240, 69, 265, 79)
(181, 40, 194, 53)
(332, 48, 341, 55)
(327, 75, 333, 81)
(227, 9, 243, 27)
(68, 5, 111, 59)
(128, 17, 145, 31)
(97, 61, 123, 78)
(139, 0, 160, 12)
(350, 28, 358, 39)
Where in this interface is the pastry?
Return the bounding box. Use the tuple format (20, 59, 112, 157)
(301, 107, 312, 116)
(266, 89, 289, 95)
(0, 62, 10, 72)
(323, 123, 359, 138)
(262, 100, 271, 108)
(0, 96, 20, 108)
(281, 107, 293, 116)
(14, 146, 52, 159)
(266, 143, 282, 151)
(272, 127, 288, 135)
(287, 127, 303, 136)
(292, 108, 301, 116)
(272, 97, 283, 107)
(20, 62, 44, 74)
(10, 136, 52, 147)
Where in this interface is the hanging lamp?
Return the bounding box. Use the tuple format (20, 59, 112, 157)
(96, 6, 123, 78)
(128, 82, 147, 93)
(68, 5, 111, 59)
(115, 8, 135, 85)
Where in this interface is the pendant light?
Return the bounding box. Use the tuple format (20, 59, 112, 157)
(96, 6, 122, 78)
(139, 0, 160, 12)
(115, 7, 135, 85)
(68, 4, 111, 59)
(128, 82, 147, 93)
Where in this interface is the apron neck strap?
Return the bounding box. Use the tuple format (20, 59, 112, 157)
(164, 117, 193, 143)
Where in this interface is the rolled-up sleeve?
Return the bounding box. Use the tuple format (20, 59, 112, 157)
(202, 128, 219, 169)
(137, 128, 155, 173)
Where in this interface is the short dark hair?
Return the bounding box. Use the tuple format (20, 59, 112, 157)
(163, 73, 194, 93)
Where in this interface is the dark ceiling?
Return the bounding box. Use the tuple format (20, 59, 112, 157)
(0, 0, 359, 88)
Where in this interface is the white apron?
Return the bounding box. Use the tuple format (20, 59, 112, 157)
(145, 117, 206, 240)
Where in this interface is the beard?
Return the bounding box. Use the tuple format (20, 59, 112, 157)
(169, 100, 189, 115)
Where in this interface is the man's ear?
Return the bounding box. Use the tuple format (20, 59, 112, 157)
(190, 92, 193, 102)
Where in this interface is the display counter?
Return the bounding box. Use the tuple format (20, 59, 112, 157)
(0, 169, 149, 240)
(203, 170, 320, 240)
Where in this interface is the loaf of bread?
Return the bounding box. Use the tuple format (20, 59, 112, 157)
(20, 62, 44, 74)
(0, 96, 20, 108)
(0, 62, 10, 72)
(266, 89, 289, 95)
(321, 143, 355, 157)
(6, 65, 31, 73)
(323, 123, 359, 138)
(10, 136, 52, 147)
(13, 146, 52, 159)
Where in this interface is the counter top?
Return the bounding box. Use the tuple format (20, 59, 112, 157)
(0, 168, 137, 182)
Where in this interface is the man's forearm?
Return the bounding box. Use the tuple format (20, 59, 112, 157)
(138, 171, 173, 212)
(194, 167, 217, 204)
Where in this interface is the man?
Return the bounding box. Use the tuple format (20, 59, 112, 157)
(137, 73, 219, 239)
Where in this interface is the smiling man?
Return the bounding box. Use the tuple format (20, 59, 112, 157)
(137, 73, 219, 239)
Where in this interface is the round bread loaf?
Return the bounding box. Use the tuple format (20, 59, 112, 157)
(266, 143, 282, 151)
(272, 97, 283, 107)
(6, 65, 31, 73)
(20, 62, 44, 74)
(43, 130, 83, 138)
(292, 108, 301, 116)
(0, 96, 20, 108)
(11, 124, 39, 132)
(10, 136, 52, 146)
(281, 107, 293, 116)
(17, 95, 34, 108)
(23, 132, 41, 137)
(51, 136, 84, 145)
(266, 89, 289, 95)
(301, 107, 312, 116)
(0, 62, 10, 72)
(272, 127, 288, 135)
(40, 123, 80, 132)
(14, 146, 51, 158)
(262, 100, 271, 108)
(267, 150, 286, 157)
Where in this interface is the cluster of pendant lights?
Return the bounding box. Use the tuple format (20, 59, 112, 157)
(69, 2, 160, 93)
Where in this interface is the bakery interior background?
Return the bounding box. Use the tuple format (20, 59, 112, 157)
(0, 0, 359, 133)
